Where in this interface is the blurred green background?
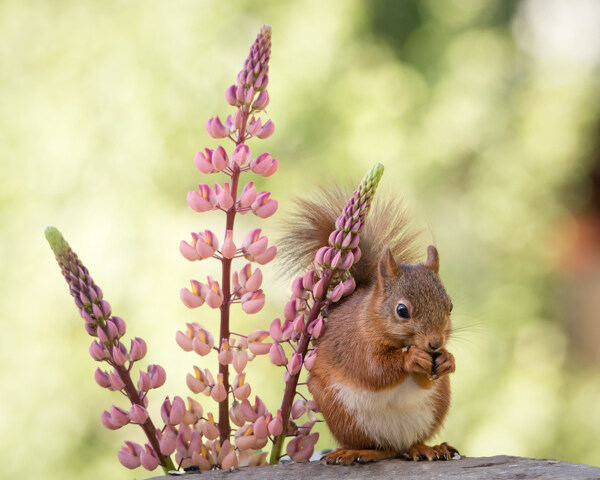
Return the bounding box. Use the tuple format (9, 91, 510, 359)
(2, 0, 600, 478)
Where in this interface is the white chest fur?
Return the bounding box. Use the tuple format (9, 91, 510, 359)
(332, 377, 437, 451)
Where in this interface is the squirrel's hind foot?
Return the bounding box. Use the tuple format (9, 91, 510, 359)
(321, 448, 398, 466)
(405, 442, 459, 461)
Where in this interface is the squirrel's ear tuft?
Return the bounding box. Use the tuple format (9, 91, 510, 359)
(425, 245, 440, 273)
(378, 248, 401, 280)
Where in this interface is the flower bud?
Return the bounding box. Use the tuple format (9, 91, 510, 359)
(225, 84, 238, 106)
(89, 340, 107, 361)
(129, 337, 147, 361)
(251, 191, 278, 219)
(269, 342, 287, 366)
(140, 444, 160, 471)
(206, 116, 228, 138)
(221, 230, 236, 259)
(241, 290, 265, 314)
(288, 353, 302, 376)
(256, 119, 274, 139)
(252, 89, 269, 110)
(194, 148, 214, 174)
(118, 441, 143, 469)
(211, 146, 228, 171)
(238, 181, 257, 207)
(215, 182, 234, 210)
(129, 404, 149, 424)
(304, 348, 318, 371)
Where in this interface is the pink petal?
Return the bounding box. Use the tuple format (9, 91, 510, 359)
(180, 288, 204, 309)
(254, 245, 277, 265)
(194, 150, 214, 174)
(187, 190, 213, 212)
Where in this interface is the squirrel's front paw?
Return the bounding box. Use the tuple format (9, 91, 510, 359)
(403, 346, 433, 375)
(430, 349, 455, 379)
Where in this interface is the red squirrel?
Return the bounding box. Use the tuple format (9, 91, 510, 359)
(280, 188, 458, 465)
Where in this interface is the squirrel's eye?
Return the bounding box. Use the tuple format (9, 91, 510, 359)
(450, 303, 454, 313)
(396, 303, 410, 319)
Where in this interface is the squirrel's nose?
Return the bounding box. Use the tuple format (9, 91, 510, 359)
(428, 340, 443, 352)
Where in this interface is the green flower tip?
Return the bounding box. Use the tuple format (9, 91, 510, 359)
(361, 163, 385, 190)
(44, 226, 68, 256)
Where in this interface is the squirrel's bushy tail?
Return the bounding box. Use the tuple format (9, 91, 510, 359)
(278, 187, 420, 288)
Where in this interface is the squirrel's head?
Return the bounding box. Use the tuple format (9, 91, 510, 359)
(370, 245, 453, 353)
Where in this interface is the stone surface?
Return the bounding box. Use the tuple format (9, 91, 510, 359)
(148, 455, 600, 479)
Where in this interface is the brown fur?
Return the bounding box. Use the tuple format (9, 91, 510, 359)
(278, 187, 420, 287)
(281, 189, 458, 464)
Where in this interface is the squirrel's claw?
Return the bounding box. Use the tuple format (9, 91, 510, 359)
(322, 448, 398, 466)
(406, 442, 459, 462)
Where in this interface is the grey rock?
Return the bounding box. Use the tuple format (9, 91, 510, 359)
(147, 456, 600, 480)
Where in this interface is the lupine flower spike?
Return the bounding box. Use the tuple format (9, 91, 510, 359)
(175, 24, 278, 469)
(44, 227, 176, 473)
(269, 163, 385, 463)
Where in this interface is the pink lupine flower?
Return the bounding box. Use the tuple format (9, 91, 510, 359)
(268, 409, 284, 436)
(101, 410, 122, 430)
(221, 230, 237, 259)
(238, 264, 262, 292)
(140, 444, 160, 470)
(286, 433, 318, 462)
(211, 373, 227, 402)
(187, 184, 217, 212)
(239, 396, 267, 423)
(231, 144, 250, 167)
(129, 404, 149, 424)
(194, 148, 215, 174)
(249, 152, 278, 177)
(287, 353, 302, 376)
(304, 348, 318, 371)
(108, 370, 125, 391)
(203, 276, 224, 308)
(254, 245, 277, 265)
(232, 341, 249, 373)
(238, 181, 257, 207)
(112, 344, 127, 366)
(215, 182, 234, 210)
(148, 364, 166, 389)
(206, 116, 228, 138)
(159, 426, 177, 456)
(229, 401, 246, 427)
(211, 146, 228, 171)
(118, 441, 143, 469)
(247, 329, 271, 355)
(129, 337, 147, 361)
(241, 290, 265, 314)
(256, 119, 274, 139)
(201, 413, 220, 440)
(180, 280, 205, 309)
(252, 89, 269, 110)
(94, 368, 110, 388)
(291, 314, 304, 334)
(269, 342, 287, 366)
(251, 191, 278, 218)
(221, 449, 239, 470)
(225, 84, 238, 106)
(89, 340, 107, 361)
(309, 317, 326, 339)
(186, 366, 211, 395)
(233, 373, 251, 401)
(186, 397, 204, 422)
(218, 338, 233, 365)
(253, 415, 269, 439)
(161, 395, 185, 425)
